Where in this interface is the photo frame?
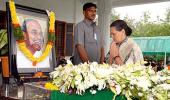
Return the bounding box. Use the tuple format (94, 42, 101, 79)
(6, 2, 56, 73)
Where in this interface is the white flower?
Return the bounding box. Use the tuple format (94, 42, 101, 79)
(148, 67, 156, 75)
(148, 95, 154, 100)
(151, 75, 159, 83)
(128, 90, 132, 96)
(97, 80, 106, 90)
(108, 80, 116, 87)
(137, 76, 151, 91)
(94, 65, 113, 79)
(49, 60, 169, 100)
(168, 92, 170, 97)
(50, 70, 60, 78)
(90, 89, 97, 94)
(115, 85, 121, 95)
(62, 74, 69, 81)
(138, 92, 143, 97)
(160, 77, 167, 81)
(130, 86, 134, 90)
(130, 79, 137, 85)
(122, 84, 126, 88)
(124, 72, 131, 77)
(75, 74, 82, 80)
(67, 60, 73, 65)
(60, 85, 66, 93)
(159, 84, 170, 90)
(77, 84, 85, 94)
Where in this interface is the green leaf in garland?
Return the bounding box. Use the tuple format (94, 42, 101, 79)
(48, 32, 55, 42)
(13, 27, 24, 40)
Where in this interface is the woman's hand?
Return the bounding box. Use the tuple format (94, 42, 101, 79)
(110, 41, 119, 58)
(109, 41, 122, 65)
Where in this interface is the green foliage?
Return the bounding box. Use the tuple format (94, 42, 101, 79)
(111, 8, 170, 37)
(111, 10, 120, 22)
(13, 27, 24, 40)
(0, 29, 8, 55)
(165, 8, 170, 22)
(144, 54, 164, 62)
(48, 32, 55, 43)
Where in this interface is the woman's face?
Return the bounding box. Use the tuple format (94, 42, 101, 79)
(110, 27, 126, 43)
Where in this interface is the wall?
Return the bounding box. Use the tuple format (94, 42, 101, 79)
(74, 0, 84, 24)
(0, 0, 83, 23)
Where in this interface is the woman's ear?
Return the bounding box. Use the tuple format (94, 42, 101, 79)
(121, 29, 126, 35)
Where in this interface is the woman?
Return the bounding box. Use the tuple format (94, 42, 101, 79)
(109, 20, 143, 65)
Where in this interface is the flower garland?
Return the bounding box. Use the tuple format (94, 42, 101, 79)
(9, 0, 55, 66)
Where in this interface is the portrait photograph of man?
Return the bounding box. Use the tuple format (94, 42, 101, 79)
(22, 19, 44, 56)
(16, 12, 52, 69)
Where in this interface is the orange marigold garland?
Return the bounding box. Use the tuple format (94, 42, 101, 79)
(9, 0, 55, 66)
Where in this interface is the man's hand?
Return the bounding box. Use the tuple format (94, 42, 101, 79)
(100, 47, 105, 64)
(76, 44, 89, 63)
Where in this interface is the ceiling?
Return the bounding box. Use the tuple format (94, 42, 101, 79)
(111, 0, 170, 7)
(81, 0, 170, 7)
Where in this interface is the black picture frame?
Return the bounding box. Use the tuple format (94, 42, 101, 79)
(6, 2, 56, 74)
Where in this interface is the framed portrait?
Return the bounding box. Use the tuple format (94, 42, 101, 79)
(6, 3, 56, 73)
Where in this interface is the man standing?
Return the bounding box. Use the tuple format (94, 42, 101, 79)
(73, 2, 104, 65)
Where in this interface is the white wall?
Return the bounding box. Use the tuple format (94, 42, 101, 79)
(0, 0, 83, 23)
(74, 0, 84, 24)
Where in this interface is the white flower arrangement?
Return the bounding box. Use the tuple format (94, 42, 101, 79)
(110, 62, 169, 100)
(49, 60, 169, 100)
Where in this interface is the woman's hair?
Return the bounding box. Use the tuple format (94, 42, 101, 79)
(110, 20, 132, 36)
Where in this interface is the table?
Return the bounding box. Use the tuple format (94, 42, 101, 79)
(23, 82, 126, 100)
(50, 89, 126, 100)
